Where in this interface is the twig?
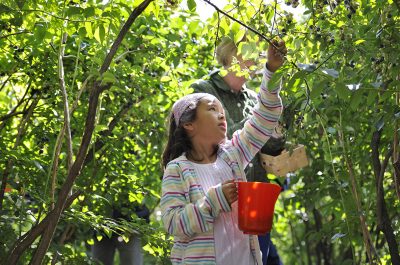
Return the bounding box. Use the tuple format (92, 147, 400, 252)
(271, 0, 278, 35)
(15, 9, 98, 23)
(68, 40, 81, 99)
(202, 0, 276, 48)
(59, 32, 73, 171)
(394, 91, 400, 200)
(213, 12, 220, 60)
(311, 50, 338, 73)
(71, 75, 93, 114)
(0, 30, 30, 40)
(0, 79, 32, 122)
(0, 73, 13, 92)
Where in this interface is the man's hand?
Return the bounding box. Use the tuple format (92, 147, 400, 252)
(266, 39, 287, 72)
(221, 179, 238, 205)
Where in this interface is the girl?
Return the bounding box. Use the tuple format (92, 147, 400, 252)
(161, 40, 286, 265)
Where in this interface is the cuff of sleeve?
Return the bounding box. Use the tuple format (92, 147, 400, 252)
(206, 184, 231, 216)
(264, 64, 275, 80)
(263, 65, 281, 93)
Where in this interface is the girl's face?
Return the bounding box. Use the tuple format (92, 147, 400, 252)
(185, 96, 227, 145)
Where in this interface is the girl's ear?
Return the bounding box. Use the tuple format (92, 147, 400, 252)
(183, 122, 194, 132)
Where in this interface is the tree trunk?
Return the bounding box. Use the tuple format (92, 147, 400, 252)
(313, 208, 332, 265)
(371, 130, 400, 265)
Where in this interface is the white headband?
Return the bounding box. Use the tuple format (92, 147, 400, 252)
(172, 93, 211, 126)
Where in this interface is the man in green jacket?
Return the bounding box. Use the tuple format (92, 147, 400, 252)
(191, 36, 285, 265)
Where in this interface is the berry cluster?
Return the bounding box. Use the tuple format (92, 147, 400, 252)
(285, 0, 299, 8)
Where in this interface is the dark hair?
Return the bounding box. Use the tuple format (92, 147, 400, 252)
(161, 105, 198, 169)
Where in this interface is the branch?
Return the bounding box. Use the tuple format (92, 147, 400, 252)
(0, 73, 13, 92)
(371, 130, 382, 179)
(99, 0, 154, 75)
(394, 160, 400, 200)
(213, 12, 220, 60)
(59, 32, 74, 171)
(394, 91, 400, 200)
(49, 127, 65, 210)
(14, 9, 97, 23)
(201, 0, 276, 47)
(270, 0, 278, 35)
(0, 79, 31, 122)
(311, 51, 338, 73)
(0, 111, 26, 122)
(0, 30, 30, 40)
(71, 75, 93, 113)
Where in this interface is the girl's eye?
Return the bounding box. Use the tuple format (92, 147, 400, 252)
(209, 107, 216, 111)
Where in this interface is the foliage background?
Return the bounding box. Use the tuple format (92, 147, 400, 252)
(0, 0, 399, 264)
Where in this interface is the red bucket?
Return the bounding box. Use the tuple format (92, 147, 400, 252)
(237, 182, 281, 235)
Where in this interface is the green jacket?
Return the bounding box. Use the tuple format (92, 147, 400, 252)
(190, 69, 268, 182)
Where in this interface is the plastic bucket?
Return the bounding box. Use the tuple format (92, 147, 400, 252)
(237, 182, 281, 235)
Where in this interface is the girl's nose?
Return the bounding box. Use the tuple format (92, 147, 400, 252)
(219, 112, 225, 119)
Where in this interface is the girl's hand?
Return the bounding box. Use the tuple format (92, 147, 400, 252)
(221, 179, 238, 205)
(266, 39, 287, 72)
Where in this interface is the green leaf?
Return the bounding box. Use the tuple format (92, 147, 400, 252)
(78, 27, 87, 38)
(67, 6, 82, 16)
(85, 22, 93, 38)
(350, 90, 364, 110)
(0, 3, 11, 13)
(310, 80, 326, 100)
(234, 29, 246, 44)
(16, 0, 25, 9)
(94, 24, 105, 44)
(239, 42, 257, 60)
(268, 69, 284, 91)
(84, 6, 96, 17)
(187, 0, 196, 11)
(33, 23, 47, 42)
(334, 83, 351, 100)
(287, 70, 306, 91)
(10, 16, 23, 27)
(101, 72, 116, 85)
(354, 39, 365, 45)
(160, 76, 171, 82)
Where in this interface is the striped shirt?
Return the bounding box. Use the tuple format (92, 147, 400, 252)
(161, 66, 282, 264)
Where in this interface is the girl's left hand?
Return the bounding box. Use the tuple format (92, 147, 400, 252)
(221, 179, 238, 205)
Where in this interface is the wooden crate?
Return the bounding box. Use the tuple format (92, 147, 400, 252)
(260, 144, 309, 177)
